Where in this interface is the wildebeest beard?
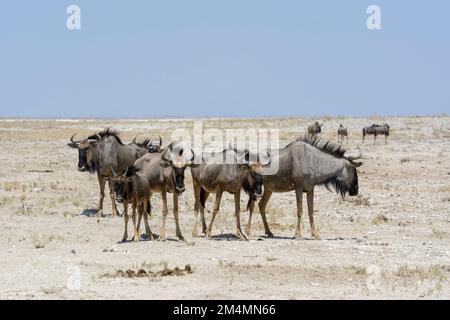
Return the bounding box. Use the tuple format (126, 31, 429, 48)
(322, 169, 358, 198)
(322, 174, 354, 199)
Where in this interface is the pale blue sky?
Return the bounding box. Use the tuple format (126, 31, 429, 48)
(1, 1, 449, 118)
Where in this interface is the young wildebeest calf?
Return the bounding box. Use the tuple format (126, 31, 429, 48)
(190, 148, 270, 240)
(307, 121, 323, 140)
(338, 124, 348, 144)
(362, 123, 390, 144)
(109, 165, 153, 242)
(246, 136, 363, 239)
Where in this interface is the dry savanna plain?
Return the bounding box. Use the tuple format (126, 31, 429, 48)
(0, 116, 449, 299)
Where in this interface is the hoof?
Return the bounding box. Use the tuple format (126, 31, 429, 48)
(265, 231, 274, 237)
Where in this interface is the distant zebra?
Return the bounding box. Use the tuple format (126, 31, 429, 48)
(307, 121, 323, 139)
(362, 123, 390, 144)
(338, 124, 348, 144)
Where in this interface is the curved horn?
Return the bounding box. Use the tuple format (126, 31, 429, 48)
(344, 147, 362, 161)
(124, 167, 129, 177)
(159, 135, 162, 146)
(70, 134, 78, 143)
(186, 148, 195, 164)
(111, 167, 117, 177)
(243, 150, 250, 165)
(161, 147, 172, 164)
(262, 151, 271, 166)
(132, 137, 137, 144)
(70, 133, 89, 144)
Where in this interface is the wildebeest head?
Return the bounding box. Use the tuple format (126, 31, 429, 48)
(131, 135, 163, 153)
(340, 147, 363, 196)
(67, 133, 100, 172)
(241, 150, 271, 199)
(108, 166, 138, 203)
(160, 143, 196, 194)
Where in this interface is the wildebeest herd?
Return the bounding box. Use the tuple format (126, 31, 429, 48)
(68, 122, 389, 242)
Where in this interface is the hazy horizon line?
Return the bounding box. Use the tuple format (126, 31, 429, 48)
(0, 113, 448, 121)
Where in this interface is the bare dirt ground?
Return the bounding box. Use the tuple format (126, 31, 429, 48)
(0, 116, 449, 300)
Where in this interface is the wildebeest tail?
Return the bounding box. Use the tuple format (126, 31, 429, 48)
(147, 199, 152, 215)
(246, 194, 256, 212)
(200, 187, 206, 208)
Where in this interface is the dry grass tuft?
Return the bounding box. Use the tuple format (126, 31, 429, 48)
(396, 264, 447, 281)
(372, 214, 389, 225)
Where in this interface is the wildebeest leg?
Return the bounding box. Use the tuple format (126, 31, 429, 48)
(192, 182, 201, 237)
(294, 187, 303, 239)
(200, 190, 209, 234)
(374, 134, 377, 144)
(136, 203, 143, 234)
(142, 196, 153, 240)
(109, 181, 119, 217)
(307, 189, 320, 240)
(385, 134, 387, 144)
(205, 191, 223, 239)
(159, 190, 168, 241)
(121, 201, 129, 242)
(234, 192, 247, 240)
(95, 174, 106, 217)
(244, 198, 255, 236)
(131, 201, 139, 242)
(258, 189, 274, 237)
(346, 135, 348, 144)
(173, 192, 185, 241)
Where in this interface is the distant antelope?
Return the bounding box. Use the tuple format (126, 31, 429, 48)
(307, 121, 323, 139)
(362, 123, 390, 144)
(338, 124, 348, 144)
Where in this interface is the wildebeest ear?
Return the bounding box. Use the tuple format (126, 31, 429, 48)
(67, 143, 78, 148)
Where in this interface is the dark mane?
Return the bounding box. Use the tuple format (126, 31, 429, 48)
(285, 135, 347, 159)
(88, 128, 123, 144)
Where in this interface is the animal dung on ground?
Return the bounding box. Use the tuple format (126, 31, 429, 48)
(101, 265, 193, 279)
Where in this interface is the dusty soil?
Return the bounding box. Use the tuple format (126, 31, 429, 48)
(0, 116, 449, 299)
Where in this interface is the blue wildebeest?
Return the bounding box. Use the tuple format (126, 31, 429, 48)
(338, 124, 348, 144)
(307, 121, 323, 140)
(362, 123, 390, 144)
(190, 148, 270, 240)
(112, 142, 196, 241)
(246, 136, 363, 239)
(67, 129, 158, 217)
